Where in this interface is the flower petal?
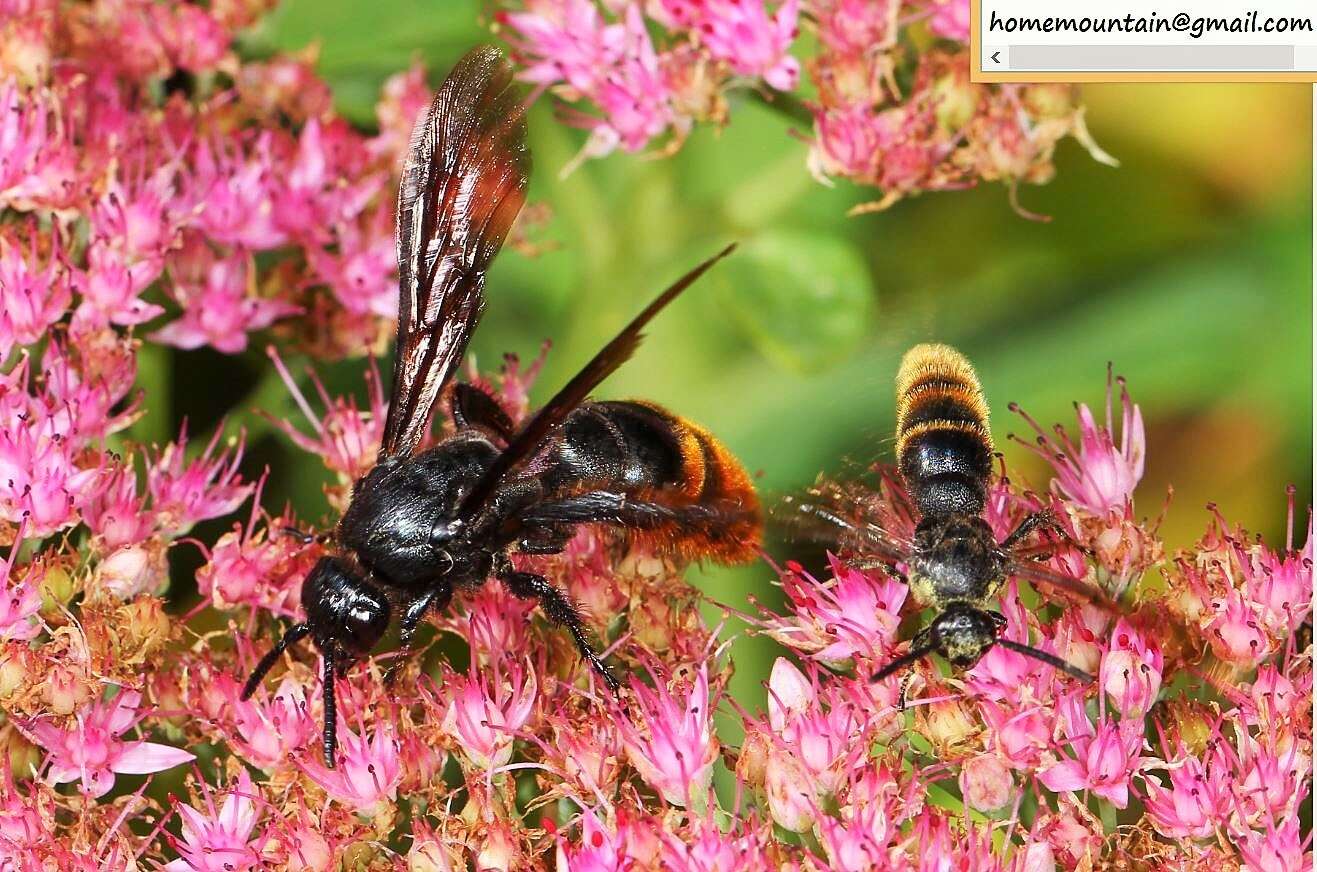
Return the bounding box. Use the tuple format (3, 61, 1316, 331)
(1038, 760, 1088, 794)
(110, 740, 195, 775)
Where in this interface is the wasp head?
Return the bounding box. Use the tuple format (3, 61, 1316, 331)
(302, 556, 392, 661)
(926, 604, 1005, 669)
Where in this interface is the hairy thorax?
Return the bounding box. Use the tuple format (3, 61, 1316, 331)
(338, 434, 499, 586)
(907, 513, 1005, 609)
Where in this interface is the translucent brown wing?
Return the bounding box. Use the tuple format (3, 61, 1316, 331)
(456, 244, 736, 519)
(1004, 557, 1119, 612)
(772, 483, 915, 566)
(381, 45, 530, 460)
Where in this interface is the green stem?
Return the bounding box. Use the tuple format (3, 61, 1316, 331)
(746, 88, 815, 129)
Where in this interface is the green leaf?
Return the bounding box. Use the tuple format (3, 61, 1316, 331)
(711, 230, 876, 374)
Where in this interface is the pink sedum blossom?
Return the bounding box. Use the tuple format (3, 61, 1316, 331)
(73, 241, 165, 330)
(165, 769, 267, 872)
(146, 426, 253, 536)
(1015, 370, 1146, 516)
(152, 251, 300, 354)
(654, 0, 801, 91)
(1038, 691, 1150, 809)
(217, 674, 317, 771)
(1141, 752, 1230, 839)
(0, 3, 1305, 867)
(927, 0, 971, 42)
(436, 659, 538, 771)
(619, 663, 719, 808)
(759, 556, 907, 666)
(1099, 617, 1164, 717)
(18, 689, 194, 798)
(297, 718, 403, 813)
(267, 348, 386, 485)
(0, 223, 71, 354)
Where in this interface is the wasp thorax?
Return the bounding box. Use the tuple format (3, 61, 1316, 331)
(909, 514, 1005, 605)
(430, 518, 464, 545)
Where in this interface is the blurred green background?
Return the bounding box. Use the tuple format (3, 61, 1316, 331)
(166, 2, 1312, 723)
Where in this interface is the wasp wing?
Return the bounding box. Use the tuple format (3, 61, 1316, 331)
(1005, 557, 1119, 612)
(457, 244, 736, 519)
(773, 485, 915, 566)
(380, 45, 530, 460)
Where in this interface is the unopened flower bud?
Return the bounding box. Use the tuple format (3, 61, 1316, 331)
(120, 596, 172, 657)
(932, 69, 977, 132)
(0, 642, 31, 700)
(38, 565, 78, 615)
(476, 823, 522, 872)
(959, 753, 1014, 812)
(1152, 699, 1217, 757)
(0, 723, 39, 775)
(43, 661, 92, 715)
(917, 686, 979, 754)
(95, 542, 167, 600)
(409, 836, 459, 872)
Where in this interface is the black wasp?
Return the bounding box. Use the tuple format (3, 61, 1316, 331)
(779, 343, 1107, 692)
(242, 46, 761, 765)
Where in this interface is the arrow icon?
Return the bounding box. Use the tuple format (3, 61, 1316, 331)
(991, 51, 1002, 63)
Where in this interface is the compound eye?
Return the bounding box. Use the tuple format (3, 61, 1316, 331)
(430, 518, 464, 546)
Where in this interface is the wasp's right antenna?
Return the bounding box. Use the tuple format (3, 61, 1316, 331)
(996, 638, 1094, 683)
(241, 622, 311, 700)
(321, 649, 339, 768)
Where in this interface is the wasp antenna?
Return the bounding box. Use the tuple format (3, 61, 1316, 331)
(321, 650, 339, 768)
(870, 643, 936, 683)
(241, 622, 311, 700)
(996, 637, 1093, 683)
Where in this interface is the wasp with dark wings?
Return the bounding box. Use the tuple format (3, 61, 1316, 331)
(241, 46, 761, 765)
(778, 343, 1109, 690)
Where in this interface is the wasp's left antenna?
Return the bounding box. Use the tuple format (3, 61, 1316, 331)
(871, 642, 937, 683)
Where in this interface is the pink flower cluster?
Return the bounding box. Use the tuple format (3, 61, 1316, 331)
(496, 0, 1113, 213)
(9, 327, 1309, 868)
(0, 0, 436, 362)
(500, 0, 800, 160)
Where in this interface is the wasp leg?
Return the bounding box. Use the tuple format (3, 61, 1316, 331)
(1004, 511, 1098, 563)
(898, 668, 916, 712)
(384, 583, 454, 687)
(280, 526, 333, 546)
(849, 556, 908, 584)
(517, 524, 575, 556)
(521, 490, 745, 531)
(1000, 511, 1059, 550)
(498, 566, 620, 694)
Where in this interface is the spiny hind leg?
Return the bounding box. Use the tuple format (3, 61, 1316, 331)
(1000, 511, 1061, 550)
(1002, 510, 1094, 559)
(498, 565, 620, 694)
(516, 524, 575, 556)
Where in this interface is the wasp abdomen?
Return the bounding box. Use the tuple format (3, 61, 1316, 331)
(895, 344, 993, 518)
(546, 400, 760, 563)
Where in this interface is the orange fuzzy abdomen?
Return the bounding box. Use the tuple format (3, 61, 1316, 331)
(894, 344, 994, 518)
(545, 401, 761, 564)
